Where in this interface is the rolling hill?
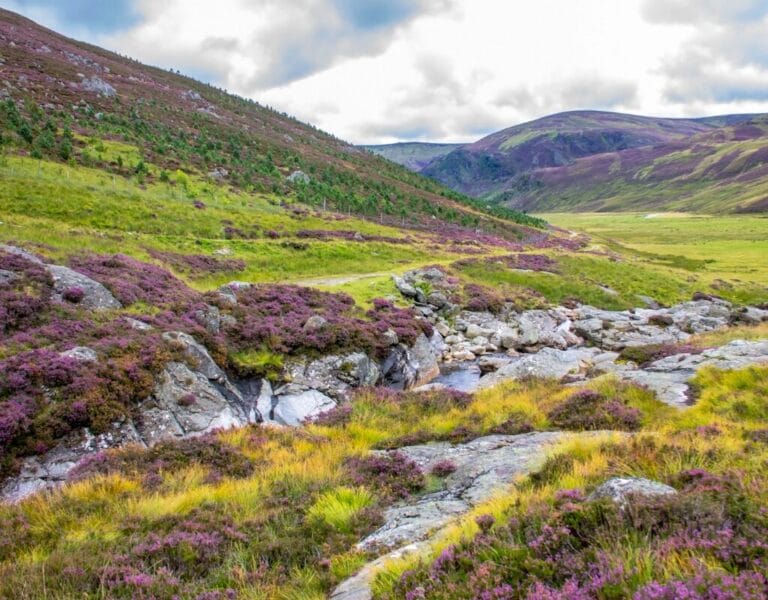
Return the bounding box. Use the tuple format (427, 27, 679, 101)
(370, 110, 768, 213)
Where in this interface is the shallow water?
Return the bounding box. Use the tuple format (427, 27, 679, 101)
(433, 362, 483, 392)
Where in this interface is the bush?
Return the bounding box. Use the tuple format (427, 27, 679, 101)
(345, 452, 425, 500)
(547, 390, 642, 431)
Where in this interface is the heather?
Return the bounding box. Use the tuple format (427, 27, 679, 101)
(223, 285, 431, 357)
(0, 249, 53, 334)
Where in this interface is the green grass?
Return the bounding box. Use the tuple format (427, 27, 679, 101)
(542, 213, 768, 305)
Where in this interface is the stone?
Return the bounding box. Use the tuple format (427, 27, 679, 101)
(477, 355, 512, 373)
(303, 315, 328, 331)
(287, 170, 310, 184)
(80, 75, 116, 97)
(731, 306, 768, 325)
(0, 244, 44, 264)
(434, 321, 452, 337)
(124, 317, 153, 331)
(60, 346, 98, 362)
(272, 390, 336, 426)
(478, 347, 602, 388)
(137, 362, 247, 445)
(162, 331, 225, 382)
(465, 324, 493, 340)
(589, 477, 676, 507)
(48, 265, 122, 310)
(217, 281, 252, 305)
(193, 305, 223, 334)
(393, 276, 418, 299)
(427, 291, 448, 308)
(409, 333, 441, 387)
(381, 328, 399, 346)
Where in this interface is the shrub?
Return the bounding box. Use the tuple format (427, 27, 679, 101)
(62, 286, 85, 303)
(463, 283, 506, 313)
(430, 460, 457, 477)
(345, 452, 425, 500)
(306, 487, 374, 534)
(547, 390, 642, 431)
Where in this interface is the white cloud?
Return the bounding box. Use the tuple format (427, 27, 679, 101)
(37, 0, 768, 143)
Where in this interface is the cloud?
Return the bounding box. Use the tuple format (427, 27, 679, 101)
(641, 0, 768, 24)
(9, 0, 139, 35)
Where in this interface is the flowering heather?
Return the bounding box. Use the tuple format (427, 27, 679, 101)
(634, 570, 767, 600)
(345, 451, 425, 500)
(547, 389, 642, 431)
(430, 460, 457, 477)
(620, 343, 704, 367)
(0, 250, 53, 335)
(69, 253, 201, 307)
(61, 285, 85, 303)
(147, 248, 246, 275)
(308, 404, 353, 427)
(463, 283, 507, 313)
(225, 287, 430, 357)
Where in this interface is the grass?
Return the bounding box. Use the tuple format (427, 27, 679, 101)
(543, 213, 768, 305)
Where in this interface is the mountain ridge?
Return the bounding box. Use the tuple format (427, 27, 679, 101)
(366, 110, 768, 213)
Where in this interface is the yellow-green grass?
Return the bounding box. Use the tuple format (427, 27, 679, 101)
(371, 365, 768, 596)
(542, 213, 768, 305)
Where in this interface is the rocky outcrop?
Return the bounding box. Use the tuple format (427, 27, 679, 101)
(1, 421, 143, 502)
(332, 431, 610, 600)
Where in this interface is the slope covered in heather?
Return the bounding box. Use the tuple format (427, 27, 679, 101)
(376, 110, 768, 213)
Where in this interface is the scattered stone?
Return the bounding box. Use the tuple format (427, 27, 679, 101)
(589, 477, 676, 507)
(79, 75, 116, 97)
(287, 170, 310, 184)
(162, 331, 226, 382)
(60, 346, 98, 362)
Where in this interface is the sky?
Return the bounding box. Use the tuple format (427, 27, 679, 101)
(6, 0, 768, 144)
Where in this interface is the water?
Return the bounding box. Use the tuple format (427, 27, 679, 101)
(432, 362, 482, 392)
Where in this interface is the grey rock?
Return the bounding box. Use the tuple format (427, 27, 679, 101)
(427, 291, 448, 308)
(303, 315, 328, 331)
(420, 267, 446, 282)
(284, 352, 381, 401)
(60, 346, 98, 362)
(217, 281, 252, 305)
(48, 265, 122, 310)
(80, 75, 116, 97)
(137, 362, 247, 445)
(393, 276, 418, 299)
(124, 317, 153, 331)
(409, 333, 441, 387)
(208, 167, 228, 181)
(479, 347, 602, 388)
(0, 244, 45, 264)
(287, 170, 310, 184)
(162, 331, 225, 382)
(0, 269, 18, 285)
(381, 328, 399, 346)
(193, 305, 223, 334)
(272, 390, 336, 426)
(589, 477, 676, 507)
(477, 355, 512, 373)
(1, 423, 144, 503)
(732, 306, 768, 325)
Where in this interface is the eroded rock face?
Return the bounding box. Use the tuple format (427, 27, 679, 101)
(271, 389, 337, 426)
(477, 347, 607, 388)
(1, 422, 144, 502)
(136, 362, 248, 446)
(48, 264, 122, 310)
(282, 352, 381, 401)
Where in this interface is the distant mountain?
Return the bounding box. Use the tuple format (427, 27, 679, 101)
(371, 110, 768, 213)
(364, 142, 462, 170)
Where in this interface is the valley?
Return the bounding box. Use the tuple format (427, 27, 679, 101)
(0, 6, 767, 600)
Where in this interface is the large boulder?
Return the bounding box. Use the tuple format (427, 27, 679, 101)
(136, 362, 248, 445)
(284, 352, 381, 401)
(272, 390, 336, 426)
(162, 331, 226, 382)
(478, 347, 603, 388)
(48, 265, 122, 310)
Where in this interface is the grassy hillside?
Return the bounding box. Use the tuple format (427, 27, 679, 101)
(375, 110, 768, 214)
(0, 8, 543, 235)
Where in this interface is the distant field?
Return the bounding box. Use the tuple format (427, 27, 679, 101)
(543, 213, 768, 300)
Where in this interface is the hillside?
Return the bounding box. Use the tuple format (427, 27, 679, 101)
(0, 8, 543, 234)
(378, 110, 768, 213)
(363, 142, 462, 171)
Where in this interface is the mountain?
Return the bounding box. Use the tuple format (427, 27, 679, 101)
(0, 8, 543, 234)
(363, 142, 462, 170)
(375, 110, 768, 213)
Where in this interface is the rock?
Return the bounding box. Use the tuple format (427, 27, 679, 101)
(498, 327, 518, 350)
(409, 333, 441, 387)
(589, 477, 676, 507)
(162, 331, 225, 382)
(48, 265, 122, 310)
(217, 281, 252, 305)
(427, 291, 448, 308)
(731, 306, 768, 324)
(193, 305, 223, 334)
(451, 349, 476, 362)
(287, 170, 310, 184)
(477, 355, 512, 373)
(393, 276, 419, 299)
(60, 346, 98, 362)
(80, 75, 116, 97)
(434, 321, 452, 337)
(272, 390, 336, 426)
(478, 347, 602, 388)
(444, 334, 463, 345)
(124, 317, 153, 331)
(208, 167, 229, 180)
(137, 362, 247, 445)
(303, 315, 328, 331)
(420, 268, 446, 282)
(636, 295, 661, 309)
(1, 423, 144, 503)
(0, 244, 45, 264)
(283, 352, 381, 400)
(0, 269, 18, 285)
(381, 329, 399, 346)
(465, 324, 494, 340)
(182, 89, 202, 101)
